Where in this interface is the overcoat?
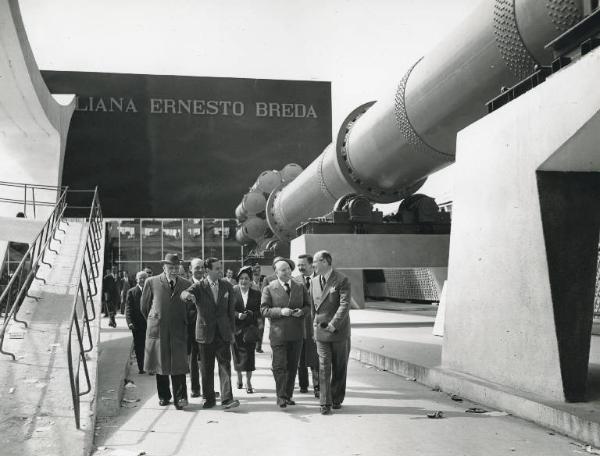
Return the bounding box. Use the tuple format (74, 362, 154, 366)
(141, 273, 192, 375)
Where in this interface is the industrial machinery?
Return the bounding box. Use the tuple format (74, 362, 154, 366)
(235, 0, 597, 252)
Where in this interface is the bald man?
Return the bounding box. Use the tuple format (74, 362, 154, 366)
(261, 257, 311, 408)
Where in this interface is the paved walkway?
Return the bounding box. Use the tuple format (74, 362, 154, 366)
(92, 309, 586, 456)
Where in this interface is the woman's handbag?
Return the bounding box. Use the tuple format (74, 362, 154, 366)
(242, 325, 260, 344)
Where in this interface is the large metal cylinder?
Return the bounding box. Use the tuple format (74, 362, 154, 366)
(265, 0, 583, 241)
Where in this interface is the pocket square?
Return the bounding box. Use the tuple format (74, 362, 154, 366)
(224, 292, 229, 299)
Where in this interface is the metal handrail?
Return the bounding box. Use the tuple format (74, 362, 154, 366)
(66, 187, 103, 429)
(0, 188, 68, 358)
(0, 181, 65, 218)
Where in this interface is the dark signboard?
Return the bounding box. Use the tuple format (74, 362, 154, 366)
(42, 71, 331, 218)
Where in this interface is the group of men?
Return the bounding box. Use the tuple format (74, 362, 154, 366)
(117, 249, 351, 415)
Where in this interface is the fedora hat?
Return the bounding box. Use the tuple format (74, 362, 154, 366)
(161, 253, 182, 265)
(272, 256, 295, 271)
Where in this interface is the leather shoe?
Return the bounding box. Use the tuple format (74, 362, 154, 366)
(277, 398, 287, 408)
(320, 405, 332, 415)
(191, 390, 201, 398)
(256, 348, 264, 353)
(159, 399, 170, 406)
(202, 400, 216, 409)
(246, 386, 254, 394)
(332, 403, 342, 410)
(299, 388, 308, 393)
(222, 399, 240, 410)
(237, 382, 243, 389)
(285, 399, 296, 406)
(138, 370, 146, 374)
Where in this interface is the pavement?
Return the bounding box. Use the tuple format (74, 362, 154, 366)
(90, 306, 595, 456)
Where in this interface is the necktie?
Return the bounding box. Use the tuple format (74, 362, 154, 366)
(169, 280, 174, 291)
(320, 275, 325, 291)
(305, 276, 311, 289)
(284, 282, 291, 295)
(210, 281, 218, 302)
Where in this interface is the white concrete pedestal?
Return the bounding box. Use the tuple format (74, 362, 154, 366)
(290, 233, 450, 309)
(442, 47, 600, 402)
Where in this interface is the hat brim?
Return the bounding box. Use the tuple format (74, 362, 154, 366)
(273, 258, 295, 271)
(236, 266, 254, 281)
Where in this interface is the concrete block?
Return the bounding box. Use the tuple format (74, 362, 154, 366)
(443, 47, 600, 402)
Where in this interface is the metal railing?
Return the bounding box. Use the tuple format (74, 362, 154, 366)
(66, 188, 103, 429)
(0, 184, 103, 429)
(0, 188, 68, 357)
(0, 180, 65, 219)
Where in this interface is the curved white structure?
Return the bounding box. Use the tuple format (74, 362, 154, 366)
(0, 0, 75, 215)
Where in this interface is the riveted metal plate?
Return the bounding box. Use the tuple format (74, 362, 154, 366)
(547, 0, 581, 32)
(393, 58, 453, 160)
(493, 0, 538, 80)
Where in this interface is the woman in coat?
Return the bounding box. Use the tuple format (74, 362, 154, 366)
(231, 266, 261, 393)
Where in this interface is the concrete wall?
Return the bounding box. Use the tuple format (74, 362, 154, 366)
(442, 47, 600, 402)
(0, 0, 74, 212)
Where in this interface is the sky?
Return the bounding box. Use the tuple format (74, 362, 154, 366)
(20, 0, 479, 210)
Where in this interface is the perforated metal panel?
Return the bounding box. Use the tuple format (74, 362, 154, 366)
(383, 268, 440, 302)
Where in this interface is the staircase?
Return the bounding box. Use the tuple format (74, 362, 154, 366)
(0, 183, 104, 456)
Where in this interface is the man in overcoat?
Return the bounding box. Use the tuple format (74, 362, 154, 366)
(141, 253, 192, 410)
(181, 257, 240, 410)
(261, 257, 311, 408)
(126, 270, 148, 374)
(311, 250, 352, 415)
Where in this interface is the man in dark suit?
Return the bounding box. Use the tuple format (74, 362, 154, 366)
(293, 254, 320, 397)
(103, 265, 120, 328)
(141, 254, 192, 410)
(181, 257, 240, 410)
(311, 250, 351, 415)
(186, 258, 203, 398)
(125, 270, 148, 374)
(261, 257, 311, 408)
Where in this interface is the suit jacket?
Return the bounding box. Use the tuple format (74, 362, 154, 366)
(293, 273, 316, 340)
(262, 273, 277, 290)
(184, 278, 235, 344)
(125, 285, 146, 330)
(232, 286, 261, 334)
(102, 274, 119, 303)
(121, 278, 131, 305)
(141, 274, 192, 375)
(261, 279, 310, 344)
(311, 269, 351, 342)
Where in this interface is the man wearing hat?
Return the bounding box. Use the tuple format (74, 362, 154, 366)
(141, 253, 192, 410)
(261, 256, 311, 408)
